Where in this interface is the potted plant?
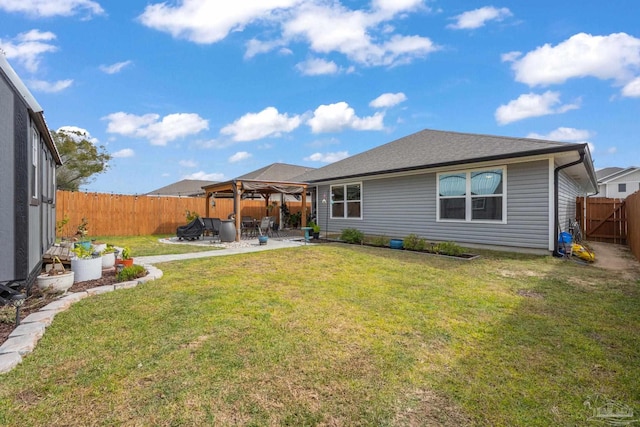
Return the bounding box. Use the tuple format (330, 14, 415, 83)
(74, 217, 91, 250)
(101, 244, 117, 269)
(36, 256, 75, 292)
(310, 221, 320, 239)
(70, 244, 102, 282)
(116, 246, 134, 268)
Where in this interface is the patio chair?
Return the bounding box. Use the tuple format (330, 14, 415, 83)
(257, 217, 272, 237)
(202, 217, 221, 242)
(241, 216, 256, 239)
(177, 217, 204, 240)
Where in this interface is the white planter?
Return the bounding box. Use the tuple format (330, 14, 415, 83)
(71, 256, 103, 282)
(102, 252, 116, 269)
(36, 271, 75, 292)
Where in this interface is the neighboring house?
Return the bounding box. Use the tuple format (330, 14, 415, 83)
(296, 129, 598, 254)
(595, 167, 640, 199)
(146, 179, 218, 197)
(0, 55, 61, 297)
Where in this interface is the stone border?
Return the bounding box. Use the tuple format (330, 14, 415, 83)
(0, 264, 163, 374)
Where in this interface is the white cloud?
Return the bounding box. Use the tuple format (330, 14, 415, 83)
(447, 6, 512, 30)
(509, 32, 640, 90)
(295, 58, 339, 75)
(220, 107, 301, 142)
(182, 171, 226, 181)
(607, 147, 617, 154)
(104, 112, 209, 146)
(307, 102, 385, 133)
(527, 127, 592, 142)
(28, 79, 73, 93)
(622, 77, 640, 97)
(179, 160, 197, 168)
(99, 60, 132, 74)
(0, 29, 58, 72)
(501, 51, 521, 63)
(304, 151, 350, 163)
(112, 148, 135, 158)
(284, 3, 439, 67)
(495, 91, 580, 125)
(0, 0, 104, 18)
(139, 0, 439, 68)
(229, 151, 252, 163)
(139, 0, 301, 44)
(369, 92, 407, 108)
(57, 126, 100, 144)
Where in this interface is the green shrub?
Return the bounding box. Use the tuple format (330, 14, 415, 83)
(117, 265, 147, 282)
(340, 228, 364, 244)
(403, 234, 426, 251)
(433, 241, 463, 256)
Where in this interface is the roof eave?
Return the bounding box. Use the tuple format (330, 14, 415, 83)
(305, 144, 588, 184)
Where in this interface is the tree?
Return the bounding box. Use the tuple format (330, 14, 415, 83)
(53, 128, 111, 191)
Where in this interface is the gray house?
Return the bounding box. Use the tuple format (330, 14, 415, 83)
(297, 129, 597, 254)
(0, 55, 61, 299)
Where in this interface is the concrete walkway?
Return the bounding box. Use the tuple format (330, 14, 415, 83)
(0, 237, 314, 374)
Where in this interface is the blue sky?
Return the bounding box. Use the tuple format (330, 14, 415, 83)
(1, 0, 639, 194)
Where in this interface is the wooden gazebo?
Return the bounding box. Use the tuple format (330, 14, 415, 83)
(202, 179, 309, 241)
(201, 163, 314, 242)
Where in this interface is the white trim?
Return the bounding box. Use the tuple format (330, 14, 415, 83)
(436, 166, 506, 223)
(330, 182, 363, 220)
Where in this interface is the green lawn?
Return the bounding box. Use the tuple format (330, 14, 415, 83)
(1, 243, 638, 426)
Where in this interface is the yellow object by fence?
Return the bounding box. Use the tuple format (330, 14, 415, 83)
(572, 243, 595, 262)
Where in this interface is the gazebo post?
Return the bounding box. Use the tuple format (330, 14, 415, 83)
(234, 183, 242, 242)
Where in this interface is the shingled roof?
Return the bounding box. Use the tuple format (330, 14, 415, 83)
(146, 179, 217, 197)
(295, 129, 593, 183)
(235, 163, 315, 182)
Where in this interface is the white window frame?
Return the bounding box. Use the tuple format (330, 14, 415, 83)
(31, 124, 39, 204)
(330, 182, 363, 219)
(437, 166, 507, 223)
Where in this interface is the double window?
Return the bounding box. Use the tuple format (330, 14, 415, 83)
(331, 183, 362, 219)
(31, 124, 39, 204)
(438, 167, 505, 222)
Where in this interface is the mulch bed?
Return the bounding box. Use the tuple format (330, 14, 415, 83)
(0, 269, 119, 347)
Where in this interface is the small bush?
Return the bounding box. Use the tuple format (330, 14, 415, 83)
(403, 234, 426, 251)
(117, 265, 147, 282)
(433, 241, 463, 256)
(340, 228, 364, 244)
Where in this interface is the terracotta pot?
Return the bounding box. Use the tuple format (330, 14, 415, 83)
(116, 258, 134, 267)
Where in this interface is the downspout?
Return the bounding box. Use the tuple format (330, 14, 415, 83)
(552, 149, 585, 257)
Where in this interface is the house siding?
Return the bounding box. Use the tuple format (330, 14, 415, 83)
(602, 170, 640, 198)
(558, 169, 582, 232)
(316, 160, 551, 250)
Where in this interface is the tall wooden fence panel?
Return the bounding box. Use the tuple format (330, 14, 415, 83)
(56, 191, 308, 237)
(576, 197, 627, 244)
(626, 190, 640, 262)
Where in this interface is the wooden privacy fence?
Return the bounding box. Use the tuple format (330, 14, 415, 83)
(626, 191, 640, 263)
(56, 191, 308, 237)
(576, 197, 627, 244)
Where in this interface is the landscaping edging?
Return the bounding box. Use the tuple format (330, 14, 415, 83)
(0, 264, 163, 374)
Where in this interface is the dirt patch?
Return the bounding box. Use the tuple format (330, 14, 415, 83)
(587, 241, 640, 281)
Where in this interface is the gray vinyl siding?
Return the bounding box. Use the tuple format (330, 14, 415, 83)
(558, 170, 582, 233)
(316, 160, 551, 250)
(0, 74, 15, 281)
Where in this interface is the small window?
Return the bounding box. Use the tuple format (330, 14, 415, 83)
(618, 183, 627, 193)
(31, 125, 39, 203)
(331, 183, 362, 219)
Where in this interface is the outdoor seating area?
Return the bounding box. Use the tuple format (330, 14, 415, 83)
(176, 215, 305, 244)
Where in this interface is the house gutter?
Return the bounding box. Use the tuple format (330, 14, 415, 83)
(552, 149, 586, 257)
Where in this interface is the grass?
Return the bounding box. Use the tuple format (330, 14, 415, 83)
(88, 234, 222, 256)
(0, 243, 638, 426)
